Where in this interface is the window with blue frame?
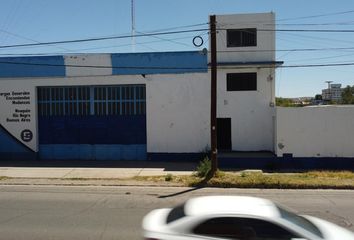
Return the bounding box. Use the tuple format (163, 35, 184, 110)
(38, 85, 146, 116)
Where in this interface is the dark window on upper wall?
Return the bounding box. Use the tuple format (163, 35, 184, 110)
(227, 28, 257, 47)
(227, 73, 257, 91)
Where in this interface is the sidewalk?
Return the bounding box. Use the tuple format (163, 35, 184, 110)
(1, 160, 353, 189)
(0, 160, 197, 179)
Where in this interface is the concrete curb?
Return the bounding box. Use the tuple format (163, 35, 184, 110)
(1, 177, 353, 190)
(0, 167, 193, 178)
(0, 177, 184, 187)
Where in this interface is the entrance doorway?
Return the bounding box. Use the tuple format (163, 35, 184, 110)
(217, 118, 232, 151)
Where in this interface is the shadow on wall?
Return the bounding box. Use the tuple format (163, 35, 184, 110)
(0, 125, 36, 161)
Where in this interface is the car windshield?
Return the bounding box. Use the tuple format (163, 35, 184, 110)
(166, 203, 186, 224)
(277, 205, 323, 238)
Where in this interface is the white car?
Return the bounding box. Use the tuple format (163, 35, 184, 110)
(142, 196, 354, 240)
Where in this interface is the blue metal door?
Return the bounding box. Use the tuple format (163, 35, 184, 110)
(37, 85, 146, 160)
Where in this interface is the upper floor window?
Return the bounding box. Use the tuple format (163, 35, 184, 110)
(227, 72, 257, 91)
(227, 28, 257, 47)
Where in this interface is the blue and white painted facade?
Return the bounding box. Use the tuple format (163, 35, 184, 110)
(0, 12, 283, 161)
(0, 51, 208, 160)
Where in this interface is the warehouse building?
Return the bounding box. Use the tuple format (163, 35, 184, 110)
(0, 12, 282, 161)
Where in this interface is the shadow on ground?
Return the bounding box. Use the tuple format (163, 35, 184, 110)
(158, 187, 203, 198)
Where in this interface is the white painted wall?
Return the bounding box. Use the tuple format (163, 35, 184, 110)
(213, 12, 276, 152)
(215, 13, 275, 63)
(0, 12, 278, 154)
(217, 68, 276, 151)
(64, 54, 112, 77)
(38, 73, 211, 153)
(0, 80, 38, 151)
(0, 72, 211, 154)
(146, 73, 210, 153)
(276, 106, 354, 157)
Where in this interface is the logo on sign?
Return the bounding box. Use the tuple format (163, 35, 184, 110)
(21, 129, 33, 142)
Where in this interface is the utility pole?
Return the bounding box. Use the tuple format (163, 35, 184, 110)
(210, 15, 218, 175)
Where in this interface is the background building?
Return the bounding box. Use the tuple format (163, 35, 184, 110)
(322, 83, 344, 102)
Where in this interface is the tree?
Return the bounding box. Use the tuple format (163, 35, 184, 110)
(276, 97, 296, 107)
(341, 86, 354, 104)
(315, 94, 322, 100)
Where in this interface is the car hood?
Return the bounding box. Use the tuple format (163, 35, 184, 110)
(142, 208, 171, 233)
(304, 215, 354, 240)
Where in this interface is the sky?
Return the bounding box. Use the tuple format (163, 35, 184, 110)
(0, 0, 354, 97)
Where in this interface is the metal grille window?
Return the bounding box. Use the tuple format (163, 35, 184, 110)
(94, 85, 146, 115)
(38, 86, 90, 116)
(38, 85, 146, 116)
(227, 28, 257, 47)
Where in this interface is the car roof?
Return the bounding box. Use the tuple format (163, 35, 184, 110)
(184, 196, 281, 219)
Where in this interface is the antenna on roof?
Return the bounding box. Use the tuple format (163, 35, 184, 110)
(131, 0, 136, 52)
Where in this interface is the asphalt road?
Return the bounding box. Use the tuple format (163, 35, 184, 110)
(0, 185, 353, 240)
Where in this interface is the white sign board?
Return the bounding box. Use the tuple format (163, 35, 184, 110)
(0, 82, 37, 152)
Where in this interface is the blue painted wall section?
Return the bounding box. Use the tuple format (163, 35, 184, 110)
(147, 153, 354, 170)
(38, 115, 146, 160)
(0, 56, 65, 78)
(38, 115, 146, 144)
(219, 156, 354, 171)
(39, 144, 146, 160)
(0, 125, 35, 160)
(111, 51, 208, 75)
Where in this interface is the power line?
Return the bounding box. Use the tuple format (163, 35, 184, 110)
(140, 22, 209, 33)
(0, 28, 209, 49)
(218, 15, 354, 26)
(268, 29, 354, 33)
(1, 45, 354, 56)
(0, 0, 23, 44)
(135, 30, 192, 48)
(272, 22, 354, 26)
(217, 28, 354, 33)
(281, 52, 354, 63)
(0, 28, 71, 52)
(216, 47, 354, 53)
(281, 62, 354, 68)
(277, 31, 354, 45)
(0, 32, 210, 54)
(1, 59, 354, 70)
(2, 27, 354, 50)
(277, 10, 354, 22)
(219, 62, 354, 69)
